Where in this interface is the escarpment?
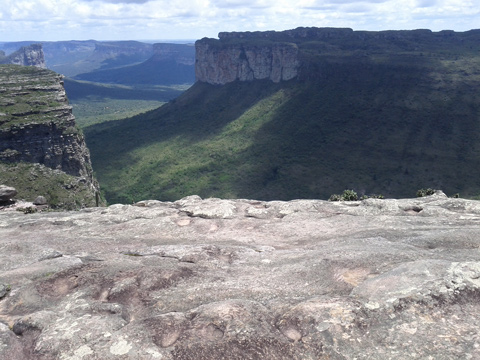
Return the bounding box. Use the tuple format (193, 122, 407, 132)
(0, 64, 100, 208)
(195, 39, 299, 84)
(195, 27, 480, 85)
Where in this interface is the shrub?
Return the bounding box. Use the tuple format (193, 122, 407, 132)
(330, 190, 386, 202)
(416, 188, 435, 197)
(328, 194, 341, 201)
(341, 189, 358, 201)
(329, 189, 358, 201)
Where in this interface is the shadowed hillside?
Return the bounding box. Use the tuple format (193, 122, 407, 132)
(84, 28, 480, 204)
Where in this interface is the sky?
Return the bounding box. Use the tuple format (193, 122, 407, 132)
(0, 0, 478, 42)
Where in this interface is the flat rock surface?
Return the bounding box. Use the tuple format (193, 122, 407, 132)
(1, 192, 480, 359)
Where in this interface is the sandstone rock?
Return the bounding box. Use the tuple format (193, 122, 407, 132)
(0, 65, 101, 209)
(33, 196, 47, 206)
(195, 40, 299, 84)
(2, 195, 480, 358)
(0, 185, 17, 203)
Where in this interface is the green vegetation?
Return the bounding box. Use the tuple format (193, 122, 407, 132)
(64, 78, 189, 127)
(328, 190, 385, 201)
(0, 162, 98, 209)
(0, 64, 100, 210)
(70, 98, 166, 127)
(329, 190, 358, 202)
(80, 30, 480, 204)
(85, 51, 480, 204)
(85, 80, 290, 202)
(416, 188, 436, 197)
(0, 65, 68, 129)
(360, 194, 385, 200)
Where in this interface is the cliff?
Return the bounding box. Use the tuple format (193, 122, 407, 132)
(195, 39, 299, 84)
(2, 192, 480, 358)
(0, 43, 46, 68)
(0, 64, 100, 209)
(195, 27, 480, 85)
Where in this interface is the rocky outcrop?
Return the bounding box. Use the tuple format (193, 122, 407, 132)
(0, 44, 46, 68)
(2, 192, 480, 358)
(0, 65, 93, 179)
(195, 39, 299, 84)
(0, 185, 16, 204)
(0, 116, 93, 180)
(0, 64, 100, 208)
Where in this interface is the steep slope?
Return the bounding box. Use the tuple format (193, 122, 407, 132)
(84, 27, 480, 203)
(0, 64, 101, 209)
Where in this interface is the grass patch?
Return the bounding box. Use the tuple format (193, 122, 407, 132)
(71, 98, 166, 127)
(0, 162, 99, 209)
(64, 78, 190, 127)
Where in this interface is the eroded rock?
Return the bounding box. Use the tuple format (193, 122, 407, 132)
(1, 195, 480, 358)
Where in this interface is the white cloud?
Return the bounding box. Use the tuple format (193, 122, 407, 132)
(83, 0, 152, 3)
(416, 0, 437, 7)
(0, 0, 477, 41)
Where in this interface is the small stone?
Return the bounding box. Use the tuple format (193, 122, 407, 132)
(33, 196, 48, 205)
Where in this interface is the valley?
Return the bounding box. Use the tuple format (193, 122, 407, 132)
(2, 28, 480, 205)
(1, 40, 195, 128)
(83, 28, 480, 204)
(2, 26, 480, 360)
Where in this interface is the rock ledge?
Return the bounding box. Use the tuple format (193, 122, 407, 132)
(1, 194, 480, 359)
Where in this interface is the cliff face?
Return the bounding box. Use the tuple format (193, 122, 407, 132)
(0, 64, 100, 208)
(0, 117, 94, 181)
(195, 40, 299, 84)
(0, 44, 46, 68)
(195, 27, 480, 85)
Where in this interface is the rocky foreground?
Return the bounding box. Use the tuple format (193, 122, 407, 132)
(1, 192, 480, 359)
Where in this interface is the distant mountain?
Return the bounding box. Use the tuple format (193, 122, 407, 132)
(0, 40, 154, 76)
(73, 43, 195, 85)
(0, 40, 195, 87)
(0, 43, 46, 68)
(83, 27, 480, 204)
